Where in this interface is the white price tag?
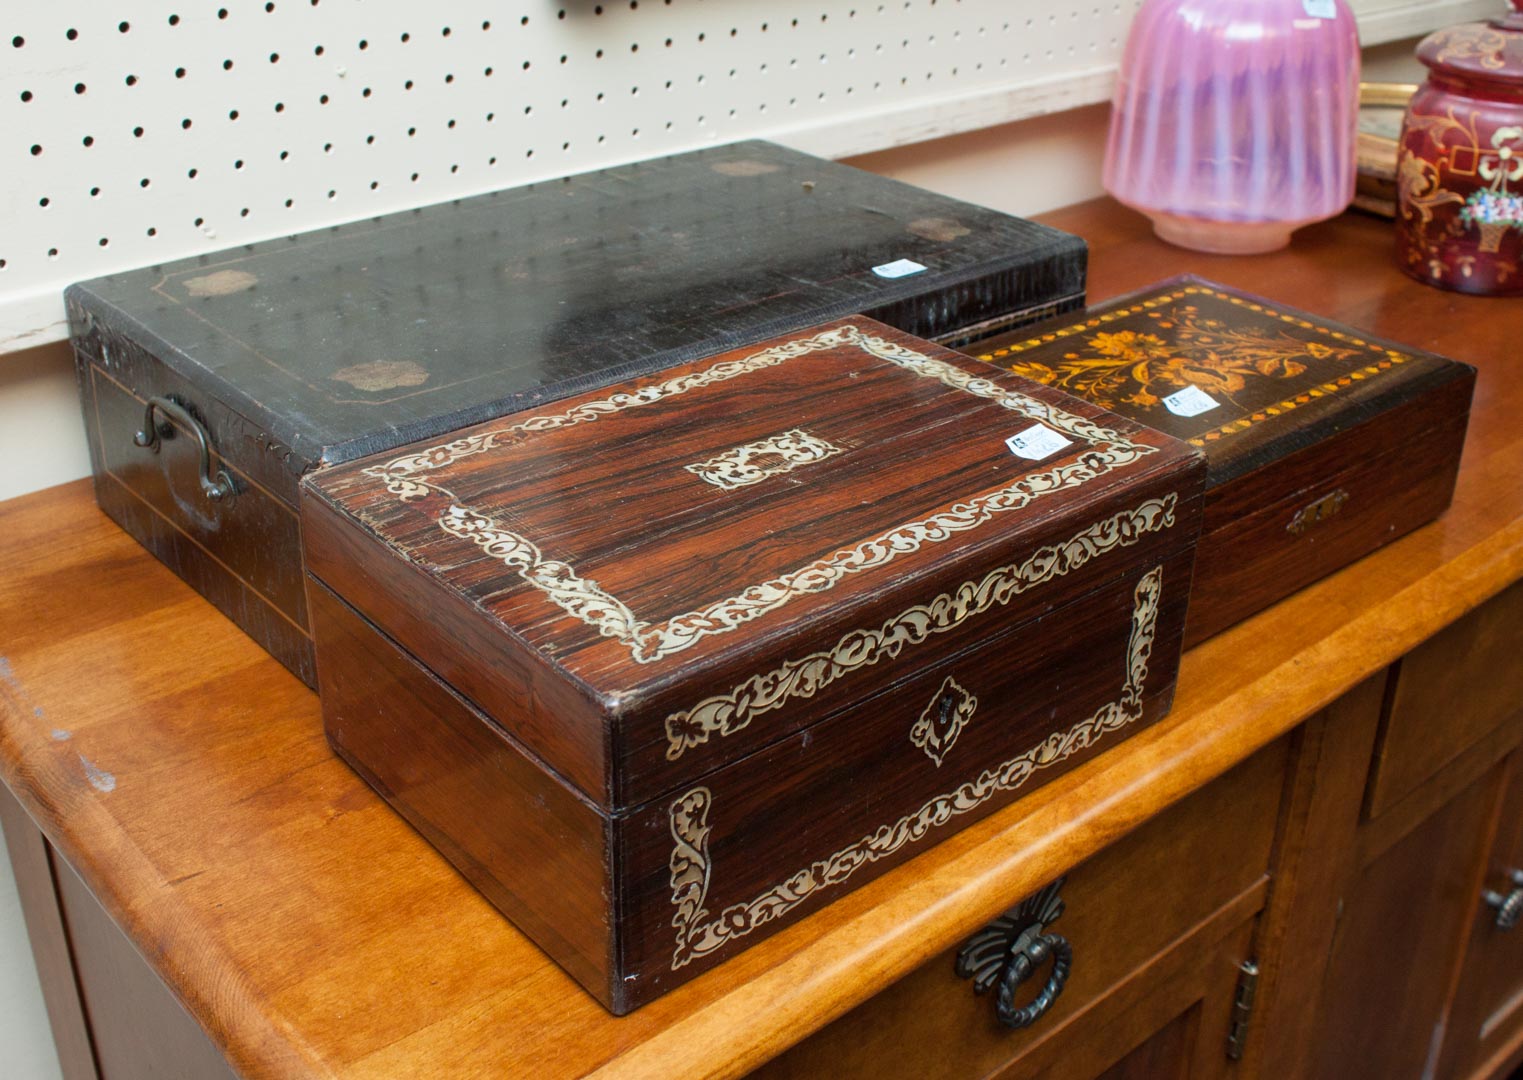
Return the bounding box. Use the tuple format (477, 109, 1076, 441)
(1162, 384, 1221, 418)
(1005, 424, 1073, 461)
(1302, 0, 1337, 18)
(871, 258, 928, 279)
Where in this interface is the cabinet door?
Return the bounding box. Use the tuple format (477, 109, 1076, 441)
(1009, 920, 1254, 1080)
(1309, 761, 1505, 1080)
(753, 740, 1285, 1080)
(1438, 751, 1523, 1080)
(0, 782, 235, 1080)
(1366, 580, 1523, 819)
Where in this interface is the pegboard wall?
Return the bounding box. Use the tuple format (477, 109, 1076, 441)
(0, 0, 1492, 352)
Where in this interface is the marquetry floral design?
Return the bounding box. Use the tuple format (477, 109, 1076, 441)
(1003, 307, 1360, 412)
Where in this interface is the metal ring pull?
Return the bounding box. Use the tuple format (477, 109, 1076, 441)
(993, 930, 1072, 1029)
(956, 877, 1072, 1030)
(1483, 868, 1523, 931)
(133, 396, 237, 503)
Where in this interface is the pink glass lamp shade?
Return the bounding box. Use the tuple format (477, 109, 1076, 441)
(1104, 0, 1362, 254)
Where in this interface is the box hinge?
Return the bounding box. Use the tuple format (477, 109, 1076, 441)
(1225, 959, 1260, 1062)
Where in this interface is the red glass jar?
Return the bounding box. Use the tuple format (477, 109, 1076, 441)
(1396, 0, 1523, 296)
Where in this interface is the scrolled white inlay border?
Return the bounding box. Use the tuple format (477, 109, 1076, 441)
(362, 323, 1154, 666)
(667, 565, 1163, 970)
(662, 494, 1177, 759)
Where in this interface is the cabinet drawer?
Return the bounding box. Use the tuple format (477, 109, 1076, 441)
(1367, 580, 1523, 820)
(755, 738, 1287, 1080)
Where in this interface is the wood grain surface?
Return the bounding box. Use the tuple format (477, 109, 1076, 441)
(306, 315, 1200, 1010)
(304, 317, 1199, 804)
(0, 199, 1520, 1078)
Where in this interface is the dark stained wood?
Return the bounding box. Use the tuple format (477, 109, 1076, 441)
(753, 738, 1283, 1079)
(1469, 1033, 1523, 1080)
(306, 316, 1204, 1010)
(0, 783, 99, 1080)
(86, 467, 316, 684)
(310, 582, 616, 1005)
(1367, 579, 1523, 820)
(0, 200, 1519, 1078)
(1005, 923, 1255, 1080)
(90, 366, 307, 629)
(1357, 708, 1523, 873)
(305, 317, 1202, 808)
(1187, 371, 1471, 644)
(1088, 1004, 1197, 1080)
(83, 363, 316, 685)
(966, 276, 1476, 647)
(66, 140, 1086, 683)
(1309, 759, 1506, 1080)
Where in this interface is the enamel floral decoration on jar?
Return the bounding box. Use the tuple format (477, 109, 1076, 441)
(1397, 1, 1523, 295)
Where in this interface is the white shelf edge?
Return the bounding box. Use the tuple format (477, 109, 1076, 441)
(1357, 0, 1496, 45)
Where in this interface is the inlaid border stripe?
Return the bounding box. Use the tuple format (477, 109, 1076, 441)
(662, 494, 1178, 759)
(667, 566, 1163, 970)
(368, 324, 1154, 666)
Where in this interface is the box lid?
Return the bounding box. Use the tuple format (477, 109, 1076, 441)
(304, 317, 1202, 808)
(66, 140, 1085, 477)
(971, 276, 1476, 489)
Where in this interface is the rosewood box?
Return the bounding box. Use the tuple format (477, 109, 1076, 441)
(968, 277, 1476, 645)
(66, 140, 1088, 686)
(302, 317, 1206, 1013)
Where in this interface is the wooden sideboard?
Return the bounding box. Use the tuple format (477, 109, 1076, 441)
(1, 199, 1520, 1079)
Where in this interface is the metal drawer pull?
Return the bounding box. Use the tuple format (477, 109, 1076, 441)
(1482, 868, 1523, 930)
(956, 877, 1072, 1029)
(134, 396, 236, 503)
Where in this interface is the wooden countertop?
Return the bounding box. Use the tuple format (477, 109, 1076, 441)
(1, 199, 1519, 1079)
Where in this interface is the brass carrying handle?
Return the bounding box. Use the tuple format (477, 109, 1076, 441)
(1483, 869, 1523, 931)
(133, 396, 236, 503)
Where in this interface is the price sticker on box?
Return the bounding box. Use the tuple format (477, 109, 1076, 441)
(1005, 423, 1073, 460)
(871, 258, 928, 279)
(1162, 385, 1221, 418)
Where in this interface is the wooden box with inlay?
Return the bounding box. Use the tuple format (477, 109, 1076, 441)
(65, 140, 1089, 686)
(968, 277, 1476, 646)
(301, 316, 1206, 1013)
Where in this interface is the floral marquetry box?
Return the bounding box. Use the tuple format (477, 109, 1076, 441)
(301, 316, 1205, 1013)
(968, 277, 1476, 645)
